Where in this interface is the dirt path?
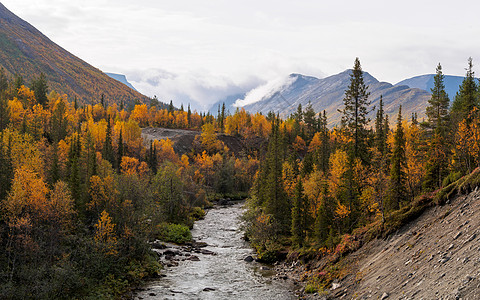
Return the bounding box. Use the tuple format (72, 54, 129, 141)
(332, 188, 480, 299)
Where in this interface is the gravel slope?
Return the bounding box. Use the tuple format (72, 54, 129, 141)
(332, 188, 480, 299)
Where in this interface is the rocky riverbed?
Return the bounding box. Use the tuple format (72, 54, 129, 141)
(134, 202, 296, 299)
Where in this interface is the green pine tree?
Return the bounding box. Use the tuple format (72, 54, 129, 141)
(388, 106, 407, 211)
(451, 57, 479, 121)
(103, 116, 115, 166)
(340, 57, 372, 164)
(31, 73, 48, 107)
(423, 63, 451, 190)
(291, 179, 308, 247)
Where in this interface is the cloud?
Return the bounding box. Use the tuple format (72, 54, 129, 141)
(124, 68, 263, 111)
(233, 75, 296, 107)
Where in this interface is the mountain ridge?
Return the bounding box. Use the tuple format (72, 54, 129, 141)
(0, 3, 150, 106)
(233, 70, 430, 126)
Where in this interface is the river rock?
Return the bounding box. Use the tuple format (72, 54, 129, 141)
(188, 255, 200, 261)
(200, 249, 216, 255)
(244, 256, 254, 262)
(152, 241, 166, 249)
(380, 292, 389, 299)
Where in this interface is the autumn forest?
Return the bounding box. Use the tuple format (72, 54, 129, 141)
(1, 56, 480, 298)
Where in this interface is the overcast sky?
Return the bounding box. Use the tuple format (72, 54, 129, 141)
(3, 0, 480, 109)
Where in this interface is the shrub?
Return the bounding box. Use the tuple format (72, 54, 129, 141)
(156, 223, 192, 244)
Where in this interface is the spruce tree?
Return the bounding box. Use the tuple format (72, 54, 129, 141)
(291, 179, 307, 247)
(424, 63, 451, 190)
(0, 134, 13, 201)
(375, 96, 388, 155)
(388, 106, 407, 211)
(117, 129, 124, 173)
(31, 73, 48, 107)
(0, 68, 9, 131)
(318, 110, 330, 173)
(340, 58, 372, 163)
(262, 116, 290, 233)
(451, 57, 479, 121)
(103, 116, 115, 166)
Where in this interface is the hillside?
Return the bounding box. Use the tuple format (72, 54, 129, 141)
(236, 71, 430, 126)
(327, 188, 480, 299)
(396, 74, 466, 101)
(0, 3, 149, 106)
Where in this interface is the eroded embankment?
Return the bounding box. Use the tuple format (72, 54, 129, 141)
(293, 188, 480, 299)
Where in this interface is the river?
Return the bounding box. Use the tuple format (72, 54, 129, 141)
(134, 202, 296, 300)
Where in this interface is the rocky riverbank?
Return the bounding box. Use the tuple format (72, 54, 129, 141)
(133, 202, 296, 300)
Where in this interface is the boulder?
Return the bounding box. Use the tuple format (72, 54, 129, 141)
(244, 256, 254, 262)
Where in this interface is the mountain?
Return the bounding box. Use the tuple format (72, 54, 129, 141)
(237, 71, 431, 126)
(395, 74, 466, 101)
(105, 72, 137, 91)
(0, 3, 149, 106)
(208, 93, 246, 115)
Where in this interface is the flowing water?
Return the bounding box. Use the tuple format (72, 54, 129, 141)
(135, 202, 295, 300)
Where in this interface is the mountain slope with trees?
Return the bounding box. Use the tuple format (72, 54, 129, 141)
(0, 3, 150, 106)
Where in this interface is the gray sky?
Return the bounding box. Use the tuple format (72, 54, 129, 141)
(3, 0, 480, 110)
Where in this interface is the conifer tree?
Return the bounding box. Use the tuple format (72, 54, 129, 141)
(375, 96, 388, 156)
(31, 73, 48, 107)
(0, 69, 9, 131)
(255, 116, 290, 233)
(318, 110, 330, 173)
(424, 63, 451, 190)
(451, 57, 479, 121)
(103, 116, 115, 166)
(0, 134, 13, 201)
(388, 106, 407, 211)
(339, 57, 372, 163)
(117, 129, 124, 173)
(187, 104, 192, 127)
(291, 179, 307, 246)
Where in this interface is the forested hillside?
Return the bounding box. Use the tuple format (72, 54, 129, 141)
(0, 68, 263, 298)
(0, 3, 150, 107)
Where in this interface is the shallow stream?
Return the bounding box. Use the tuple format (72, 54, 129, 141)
(135, 202, 295, 300)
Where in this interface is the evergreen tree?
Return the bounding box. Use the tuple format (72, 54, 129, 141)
(291, 179, 308, 246)
(255, 116, 290, 233)
(388, 106, 407, 211)
(31, 73, 48, 107)
(117, 129, 124, 173)
(85, 130, 97, 178)
(375, 96, 388, 155)
(0, 134, 13, 201)
(168, 100, 174, 113)
(339, 58, 372, 163)
(303, 101, 316, 139)
(426, 63, 450, 133)
(13, 74, 24, 95)
(451, 57, 479, 121)
(103, 116, 115, 166)
(187, 104, 192, 127)
(100, 93, 105, 108)
(423, 63, 451, 190)
(318, 110, 330, 173)
(0, 68, 9, 131)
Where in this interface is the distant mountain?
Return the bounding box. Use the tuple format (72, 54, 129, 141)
(208, 93, 246, 115)
(395, 74, 466, 101)
(238, 71, 431, 126)
(0, 3, 150, 106)
(105, 72, 137, 91)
